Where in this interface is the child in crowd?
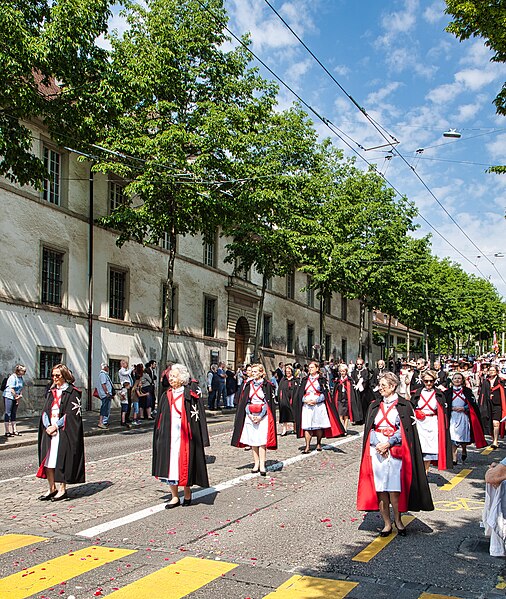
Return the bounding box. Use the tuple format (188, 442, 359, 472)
(119, 381, 131, 428)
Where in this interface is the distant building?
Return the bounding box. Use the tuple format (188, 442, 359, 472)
(371, 310, 423, 363)
(0, 121, 370, 414)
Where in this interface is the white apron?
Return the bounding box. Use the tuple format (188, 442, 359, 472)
(167, 387, 184, 482)
(240, 382, 268, 446)
(370, 396, 402, 492)
(450, 388, 470, 443)
(301, 376, 331, 430)
(46, 385, 67, 469)
(415, 389, 439, 456)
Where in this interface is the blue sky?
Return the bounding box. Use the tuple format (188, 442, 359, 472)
(106, 0, 506, 297)
(224, 0, 506, 297)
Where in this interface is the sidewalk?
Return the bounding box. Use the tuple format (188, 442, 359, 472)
(0, 406, 235, 451)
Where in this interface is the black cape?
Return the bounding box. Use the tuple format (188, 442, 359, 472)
(357, 396, 434, 512)
(37, 385, 85, 484)
(277, 377, 299, 423)
(152, 381, 209, 488)
(231, 380, 277, 449)
(411, 387, 453, 470)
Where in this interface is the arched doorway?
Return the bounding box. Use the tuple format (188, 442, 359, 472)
(235, 317, 250, 369)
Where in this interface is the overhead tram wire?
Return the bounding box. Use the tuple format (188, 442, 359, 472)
(194, 0, 493, 281)
(261, 0, 399, 150)
(259, 0, 506, 288)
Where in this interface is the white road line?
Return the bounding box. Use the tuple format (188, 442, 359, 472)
(76, 432, 363, 538)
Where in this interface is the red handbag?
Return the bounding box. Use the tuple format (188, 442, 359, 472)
(248, 403, 263, 414)
(390, 445, 403, 459)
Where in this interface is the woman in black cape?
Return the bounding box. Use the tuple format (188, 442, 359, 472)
(37, 364, 85, 501)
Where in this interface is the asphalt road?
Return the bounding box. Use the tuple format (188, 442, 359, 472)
(1, 414, 505, 599)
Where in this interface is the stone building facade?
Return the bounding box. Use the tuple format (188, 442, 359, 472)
(0, 122, 370, 414)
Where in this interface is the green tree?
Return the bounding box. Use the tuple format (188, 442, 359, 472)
(299, 145, 419, 359)
(222, 105, 320, 360)
(90, 0, 277, 371)
(445, 0, 506, 173)
(0, 0, 113, 186)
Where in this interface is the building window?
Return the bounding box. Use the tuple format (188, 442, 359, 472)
(307, 328, 314, 358)
(286, 269, 295, 299)
(162, 283, 177, 329)
(109, 181, 126, 213)
(109, 268, 127, 320)
(287, 321, 295, 354)
(159, 231, 175, 252)
(204, 296, 216, 337)
(306, 277, 314, 308)
(324, 291, 331, 315)
(263, 314, 272, 348)
(43, 146, 61, 205)
(266, 277, 272, 291)
(325, 334, 332, 360)
(203, 236, 216, 267)
(341, 338, 347, 363)
(41, 247, 64, 306)
(341, 297, 347, 321)
(109, 359, 122, 386)
(39, 350, 63, 380)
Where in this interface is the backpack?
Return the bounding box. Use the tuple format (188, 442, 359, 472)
(0, 377, 7, 392)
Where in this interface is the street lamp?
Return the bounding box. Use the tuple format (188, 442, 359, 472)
(443, 129, 461, 139)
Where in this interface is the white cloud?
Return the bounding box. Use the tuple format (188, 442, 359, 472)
(334, 65, 350, 77)
(285, 58, 312, 85)
(423, 0, 446, 24)
(427, 82, 463, 105)
(455, 69, 500, 91)
(381, 0, 418, 36)
(487, 133, 506, 162)
(455, 101, 483, 121)
(366, 82, 402, 105)
(226, 0, 315, 51)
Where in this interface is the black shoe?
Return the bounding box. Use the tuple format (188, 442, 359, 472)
(260, 470, 267, 477)
(38, 490, 58, 501)
(316, 446, 322, 452)
(165, 499, 180, 509)
(251, 468, 260, 474)
(301, 449, 311, 454)
(182, 497, 192, 507)
(397, 527, 407, 537)
(51, 492, 68, 502)
(379, 528, 392, 537)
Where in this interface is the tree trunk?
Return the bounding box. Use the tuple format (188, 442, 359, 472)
(160, 227, 177, 377)
(406, 327, 410, 360)
(358, 300, 365, 358)
(253, 273, 268, 362)
(319, 290, 326, 362)
(386, 315, 392, 361)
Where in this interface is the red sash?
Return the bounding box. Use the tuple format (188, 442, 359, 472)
(452, 388, 465, 403)
(375, 401, 397, 437)
(415, 390, 436, 420)
(304, 377, 320, 397)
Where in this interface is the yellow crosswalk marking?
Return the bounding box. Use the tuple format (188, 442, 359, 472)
(262, 574, 357, 598)
(440, 469, 473, 491)
(109, 556, 236, 598)
(352, 515, 415, 562)
(481, 446, 495, 455)
(419, 593, 463, 599)
(0, 534, 47, 556)
(0, 545, 136, 599)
